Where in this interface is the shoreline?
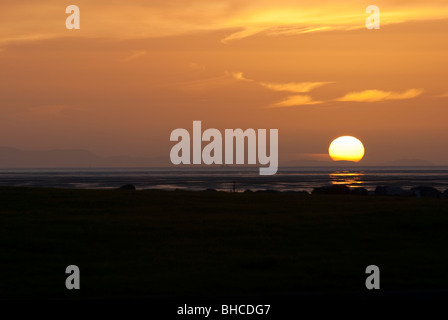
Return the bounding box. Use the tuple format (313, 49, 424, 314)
(2, 184, 448, 198)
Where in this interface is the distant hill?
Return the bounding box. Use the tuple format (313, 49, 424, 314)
(0, 147, 167, 168)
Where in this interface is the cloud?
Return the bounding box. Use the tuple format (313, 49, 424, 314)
(221, 26, 268, 43)
(224, 25, 338, 42)
(266, 26, 336, 37)
(270, 95, 323, 108)
(229, 72, 425, 107)
(229, 72, 331, 92)
(229, 72, 330, 107)
(217, 1, 448, 42)
(436, 92, 448, 98)
(260, 81, 333, 93)
(221, 25, 337, 44)
(336, 89, 424, 102)
(2, 1, 448, 46)
(227, 71, 254, 82)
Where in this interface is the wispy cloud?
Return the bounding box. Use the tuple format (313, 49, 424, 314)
(230, 71, 426, 107)
(230, 72, 331, 92)
(264, 26, 335, 37)
(270, 95, 323, 108)
(260, 81, 333, 93)
(221, 26, 268, 43)
(227, 71, 254, 82)
(336, 89, 424, 102)
(229, 71, 330, 107)
(223, 25, 339, 43)
(2, 1, 448, 46)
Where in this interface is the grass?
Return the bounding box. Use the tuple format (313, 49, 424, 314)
(1, 186, 448, 299)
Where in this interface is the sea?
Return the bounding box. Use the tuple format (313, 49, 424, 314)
(1, 167, 448, 193)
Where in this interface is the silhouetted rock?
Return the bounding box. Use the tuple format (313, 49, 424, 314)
(349, 187, 369, 196)
(443, 189, 448, 198)
(205, 188, 217, 192)
(375, 186, 411, 196)
(312, 185, 350, 195)
(244, 189, 253, 193)
(411, 186, 441, 198)
(119, 184, 136, 190)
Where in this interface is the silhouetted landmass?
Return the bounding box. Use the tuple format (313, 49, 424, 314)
(312, 185, 350, 195)
(0, 147, 438, 168)
(0, 147, 166, 167)
(1, 187, 448, 300)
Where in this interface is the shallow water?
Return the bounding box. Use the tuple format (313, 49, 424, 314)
(1, 166, 448, 192)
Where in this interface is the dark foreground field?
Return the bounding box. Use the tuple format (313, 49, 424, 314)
(1, 186, 448, 300)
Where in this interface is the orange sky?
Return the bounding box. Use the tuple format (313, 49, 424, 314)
(1, 0, 448, 165)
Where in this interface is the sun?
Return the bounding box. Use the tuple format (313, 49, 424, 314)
(329, 136, 365, 162)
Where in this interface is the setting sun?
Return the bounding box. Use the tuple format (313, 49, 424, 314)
(329, 136, 365, 162)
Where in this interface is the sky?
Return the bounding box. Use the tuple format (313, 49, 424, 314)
(0, 0, 448, 166)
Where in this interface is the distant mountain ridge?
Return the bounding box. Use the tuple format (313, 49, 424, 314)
(0, 147, 166, 168)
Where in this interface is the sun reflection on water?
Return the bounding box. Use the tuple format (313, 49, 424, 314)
(330, 171, 364, 187)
